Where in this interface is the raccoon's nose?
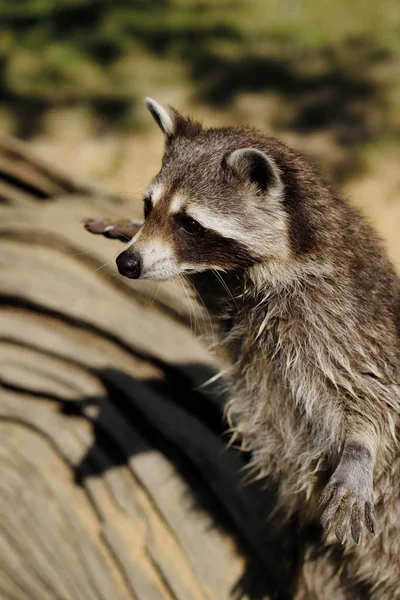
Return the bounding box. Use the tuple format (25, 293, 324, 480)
(116, 250, 142, 279)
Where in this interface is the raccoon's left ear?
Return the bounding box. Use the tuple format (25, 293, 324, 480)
(224, 148, 282, 195)
(145, 97, 200, 138)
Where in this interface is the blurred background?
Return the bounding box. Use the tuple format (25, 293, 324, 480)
(0, 2, 399, 600)
(1, 0, 400, 263)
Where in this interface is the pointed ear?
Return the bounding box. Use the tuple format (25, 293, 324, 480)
(145, 97, 201, 138)
(145, 97, 175, 136)
(224, 148, 282, 195)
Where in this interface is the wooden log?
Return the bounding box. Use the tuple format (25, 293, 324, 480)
(0, 135, 302, 600)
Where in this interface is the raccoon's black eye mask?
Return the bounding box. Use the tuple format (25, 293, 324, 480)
(175, 214, 206, 236)
(142, 192, 205, 236)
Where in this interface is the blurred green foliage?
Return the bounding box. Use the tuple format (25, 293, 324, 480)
(0, 0, 399, 173)
(0, 0, 241, 130)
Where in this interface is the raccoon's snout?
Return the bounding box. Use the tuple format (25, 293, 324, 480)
(116, 250, 142, 279)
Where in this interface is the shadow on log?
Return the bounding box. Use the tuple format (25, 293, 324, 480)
(0, 135, 340, 600)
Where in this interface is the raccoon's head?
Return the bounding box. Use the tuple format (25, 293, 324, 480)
(116, 98, 292, 281)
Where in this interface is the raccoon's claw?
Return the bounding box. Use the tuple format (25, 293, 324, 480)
(320, 480, 376, 544)
(83, 218, 142, 242)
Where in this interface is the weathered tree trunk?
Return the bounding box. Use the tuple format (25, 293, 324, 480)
(0, 136, 304, 600)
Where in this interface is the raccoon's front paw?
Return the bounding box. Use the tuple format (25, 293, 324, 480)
(320, 471, 375, 545)
(83, 218, 142, 242)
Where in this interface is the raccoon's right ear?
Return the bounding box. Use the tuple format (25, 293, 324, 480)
(145, 97, 200, 138)
(145, 98, 175, 136)
(223, 148, 283, 196)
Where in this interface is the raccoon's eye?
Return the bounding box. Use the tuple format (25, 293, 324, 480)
(180, 217, 204, 236)
(143, 197, 152, 219)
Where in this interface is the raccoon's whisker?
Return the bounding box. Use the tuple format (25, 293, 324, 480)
(179, 275, 194, 334)
(67, 247, 119, 258)
(212, 269, 239, 310)
(93, 248, 123, 273)
(93, 260, 116, 273)
(195, 369, 228, 390)
(106, 228, 132, 243)
(181, 275, 203, 337)
(182, 275, 203, 336)
(147, 282, 162, 309)
(183, 275, 217, 353)
(126, 174, 147, 190)
(39, 244, 124, 262)
(188, 280, 209, 341)
(113, 191, 144, 197)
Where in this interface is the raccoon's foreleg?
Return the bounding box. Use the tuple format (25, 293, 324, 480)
(83, 218, 142, 242)
(320, 440, 376, 544)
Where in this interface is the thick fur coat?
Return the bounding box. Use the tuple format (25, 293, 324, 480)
(86, 99, 400, 599)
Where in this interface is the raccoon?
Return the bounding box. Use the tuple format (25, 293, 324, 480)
(85, 98, 400, 599)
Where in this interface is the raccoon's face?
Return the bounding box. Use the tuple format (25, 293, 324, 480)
(116, 98, 289, 281)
